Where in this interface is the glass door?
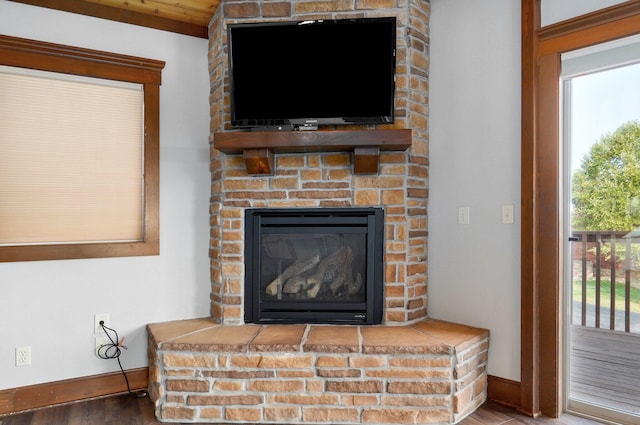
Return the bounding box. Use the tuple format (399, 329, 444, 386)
(562, 36, 640, 424)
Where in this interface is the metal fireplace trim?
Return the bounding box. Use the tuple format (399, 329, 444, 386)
(244, 207, 384, 325)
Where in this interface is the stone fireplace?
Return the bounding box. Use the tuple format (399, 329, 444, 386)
(208, 0, 431, 326)
(146, 1, 490, 423)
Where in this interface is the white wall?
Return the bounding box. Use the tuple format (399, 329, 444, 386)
(0, 1, 211, 390)
(428, 0, 522, 381)
(4, 0, 620, 392)
(541, 0, 628, 27)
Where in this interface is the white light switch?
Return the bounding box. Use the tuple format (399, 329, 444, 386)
(458, 207, 470, 225)
(501, 204, 514, 224)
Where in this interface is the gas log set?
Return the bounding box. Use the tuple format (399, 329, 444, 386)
(244, 208, 384, 325)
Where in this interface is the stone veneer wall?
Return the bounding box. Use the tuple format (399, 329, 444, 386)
(208, 0, 430, 325)
(147, 318, 489, 424)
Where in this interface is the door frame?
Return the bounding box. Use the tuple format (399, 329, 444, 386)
(521, 0, 640, 417)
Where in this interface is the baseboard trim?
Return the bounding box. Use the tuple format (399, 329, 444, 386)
(487, 374, 521, 409)
(0, 367, 148, 415)
(1, 370, 515, 416)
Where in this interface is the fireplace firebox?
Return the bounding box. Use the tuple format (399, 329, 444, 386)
(244, 208, 384, 325)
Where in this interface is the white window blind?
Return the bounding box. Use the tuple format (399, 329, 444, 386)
(561, 34, 640, 78)
(0, 65, 145, 246)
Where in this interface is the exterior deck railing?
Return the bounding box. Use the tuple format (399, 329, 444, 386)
(571, 230, 639, 333)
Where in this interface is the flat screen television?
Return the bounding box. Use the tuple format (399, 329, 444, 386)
(227, 17, 396, 130)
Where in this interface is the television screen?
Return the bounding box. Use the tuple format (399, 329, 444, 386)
(227, 17, 396, 129)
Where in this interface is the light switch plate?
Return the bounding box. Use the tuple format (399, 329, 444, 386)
(458, 207, 470, 225)
(501, 205, 514, 224)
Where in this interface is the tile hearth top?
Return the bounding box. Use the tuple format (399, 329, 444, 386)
(147, 318, 489, 355)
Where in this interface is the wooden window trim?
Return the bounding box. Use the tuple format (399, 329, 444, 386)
(521, 0, 640, 417)
(0, 35, 165, 262)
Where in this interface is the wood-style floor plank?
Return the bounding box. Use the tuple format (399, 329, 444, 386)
(29, 404, 70, 425)
(137, 393, 163, 425)
(0, 409, 32, 425)
(458, 401, 605, 425)
(458, 402, 514, 425)
(0, 394, 609, 425)
(67, 400, 92, 425)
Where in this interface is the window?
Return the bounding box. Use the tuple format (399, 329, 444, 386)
(0, 35, 164, 262)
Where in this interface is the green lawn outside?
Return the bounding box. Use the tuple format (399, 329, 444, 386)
(573, 280, 640, 313)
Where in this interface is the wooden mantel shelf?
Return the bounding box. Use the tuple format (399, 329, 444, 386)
(213, 129, 412, 175)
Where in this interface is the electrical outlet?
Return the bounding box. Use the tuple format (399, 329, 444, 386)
(95, 336, 110, 358)
(94, 313, 110, 335)
(16, 346, 31, 366)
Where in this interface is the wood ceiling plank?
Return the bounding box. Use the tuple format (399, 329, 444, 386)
(85, 0, 216, 26)
(8, 0, 210, 38)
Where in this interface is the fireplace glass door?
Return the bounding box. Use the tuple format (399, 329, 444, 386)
(244, 208, 383, 324)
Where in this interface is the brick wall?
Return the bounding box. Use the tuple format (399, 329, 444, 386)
(208, 0, 430, 324)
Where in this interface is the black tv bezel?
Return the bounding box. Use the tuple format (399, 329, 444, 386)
(227, 17, 397, 130)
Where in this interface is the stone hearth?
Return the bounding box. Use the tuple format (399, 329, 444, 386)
(148, 318, 489, 424)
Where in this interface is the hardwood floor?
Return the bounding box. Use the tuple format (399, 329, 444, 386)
(0, 393, 606, 425)
(459, 401, 605, 425)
